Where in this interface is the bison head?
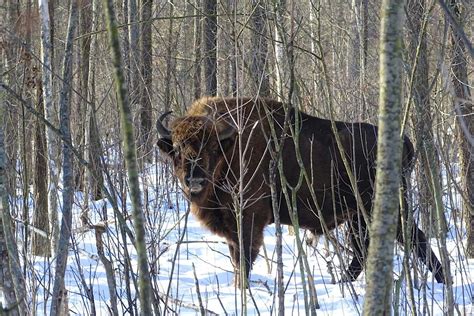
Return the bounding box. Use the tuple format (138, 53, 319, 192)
(156, 112, 235, 202)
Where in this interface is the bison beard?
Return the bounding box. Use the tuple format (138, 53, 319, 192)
(157, 97, 445, 287)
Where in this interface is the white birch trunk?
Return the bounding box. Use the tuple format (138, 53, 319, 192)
(362, 0, 404, 314)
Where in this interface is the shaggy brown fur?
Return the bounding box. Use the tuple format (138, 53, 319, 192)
(157, 97, 445, 286)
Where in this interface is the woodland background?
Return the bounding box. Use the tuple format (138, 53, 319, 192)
(0, 0, 473, 315)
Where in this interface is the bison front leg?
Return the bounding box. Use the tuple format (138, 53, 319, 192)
(227, 224, 265, 288)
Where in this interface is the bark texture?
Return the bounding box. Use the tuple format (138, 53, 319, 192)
(31, 81, 50, 256)
(362, 0, 404, 314)
(38, 0, 59, 254)
(251, 0, 270, 97)
(193, 0, 202, 99)
(203, 0, 217, 96)
(139, 0, 153, 162)
(449, 0, 474, 258)
(0, 73, 23, 316)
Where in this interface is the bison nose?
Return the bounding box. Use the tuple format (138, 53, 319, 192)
(186, 177, 205, 194)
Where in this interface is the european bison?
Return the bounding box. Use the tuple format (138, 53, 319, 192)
(157, 97, 444, 286)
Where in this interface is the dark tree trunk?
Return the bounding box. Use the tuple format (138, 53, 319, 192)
(203, 0, 217, 96)
(193, 0, 202, 99)
(139, 0, 153, 163)
(31, 81, 50, 257)
(75, 0, 93, 193)
(251, 0, 270, 97)
(449, 0, 474, 258)
(164, 1, 175, 111)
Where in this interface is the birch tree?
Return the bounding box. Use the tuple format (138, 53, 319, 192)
(363, 0, 404, 314)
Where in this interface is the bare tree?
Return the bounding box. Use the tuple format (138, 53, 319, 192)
(1, 66, 25, 316)
(193, 0, 202, 99)
(448, 0, 474, 258)
(363, 0, 404, 313)
(74, 0, 92, 194)
(83, 0, 104, 203)
(139, 0, 153, 162)
(38, 0, 59, 255)
(203, 0, 217, 96)
(31, 80, 50, 257)
(250, 0, 270, 97)
(128, 0, 140, 110)
(273, 0, 288, 100)
(164, 0, 176, 110)
(50, 0, 79, 314)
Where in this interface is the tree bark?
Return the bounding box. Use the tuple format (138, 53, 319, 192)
(85, 0, 105, 205)
(38, 0, 59, 255)
(31, 80, 50, 257)
(363, 0, 404, 314)
(449, 0, 474, 259)
(128, 0, 140, 109)
(0, 64, 25, 316)
(203, 0, 217, 96)
(139, 0, 153, 163)
(50, 0, 79, 314)
(164, 0, 175, 111)
(193, 0, 202, 99)
(250, 0, 270, 97)
(74, 0, 93, 194)
(102, 0, 155, 313)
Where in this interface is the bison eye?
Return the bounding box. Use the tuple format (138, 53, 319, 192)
(171, 146, 181, 156)
(171, 147, 182, 162)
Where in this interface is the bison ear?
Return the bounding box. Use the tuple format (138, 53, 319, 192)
(157, 138, 173, 156)
(216, 121, 236, 152)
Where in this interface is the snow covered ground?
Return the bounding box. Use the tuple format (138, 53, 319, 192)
(23, 164, 473, 315)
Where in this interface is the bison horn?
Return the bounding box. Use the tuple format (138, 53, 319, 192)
(156, 111, 173, 140)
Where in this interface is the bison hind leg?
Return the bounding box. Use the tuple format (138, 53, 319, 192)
(397, 224, 445, 283)
(340, 215, 369, 282)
